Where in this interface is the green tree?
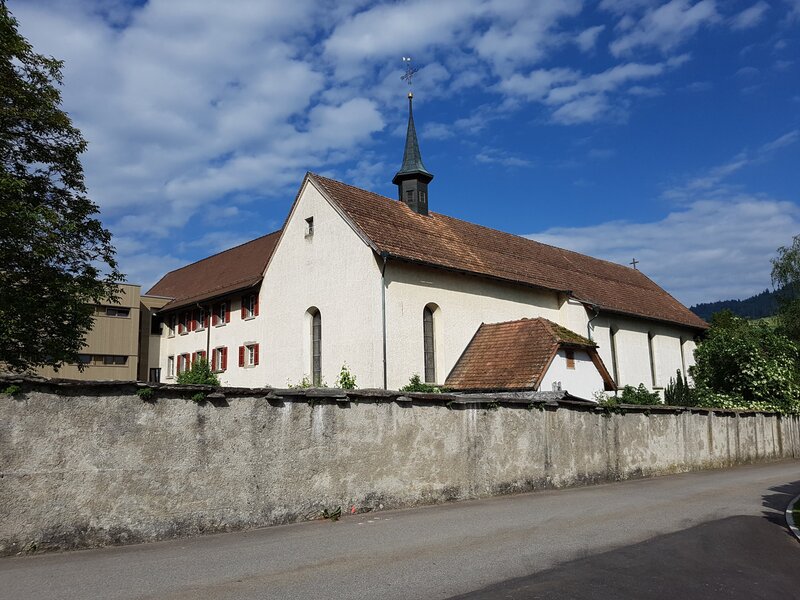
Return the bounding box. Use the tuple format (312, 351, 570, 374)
(0, 5, 122, 372)
(771, 234, 800, 342)
(176, 359, 220, 386)
(619, 383, 661, 405)
(690, 311, 799, 413)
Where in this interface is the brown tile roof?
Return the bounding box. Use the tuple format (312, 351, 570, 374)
(146, 231, 281, 311)
(310, 174, 707, 330)
(445, 318, 614, 392)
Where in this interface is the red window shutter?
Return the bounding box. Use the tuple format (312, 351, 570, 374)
(191, 352, 196, 365)
(190, 311, 195, 332)
(241, 296, 246, 319)
(238, 345, 245, 367)
(254, 294, 259, 317)
(222, 347, 227, 371)
(254, 343, 259, 366)
(178, 313, 183, 334)
(212, 304, 218, 326)
(225, 303, 231, 323)
(211, 348, 217, 370)
(204, 311, 209, 328)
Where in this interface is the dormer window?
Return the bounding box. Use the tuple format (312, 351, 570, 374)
(305, 217, 314, 237)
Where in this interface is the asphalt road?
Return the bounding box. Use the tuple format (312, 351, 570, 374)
(1, 461, 799, 600)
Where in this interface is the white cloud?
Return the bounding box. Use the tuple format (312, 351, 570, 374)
(665, 129, 799, 200)
(575, 25, 606, 51)
(500, 56, 685, 124)
(610, 0, 719, 57)
(528, 198, 800, 306)
(731, 1, 769, 30)
(475, 147, 534, 168)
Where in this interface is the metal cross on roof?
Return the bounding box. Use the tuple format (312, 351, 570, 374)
(401, 56, 419, 87)
(630, 258, 639, 270)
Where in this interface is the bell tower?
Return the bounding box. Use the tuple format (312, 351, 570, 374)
(392, 92, 433, 215)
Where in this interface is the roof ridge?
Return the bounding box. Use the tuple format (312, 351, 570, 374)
(154, 229, 281, 281)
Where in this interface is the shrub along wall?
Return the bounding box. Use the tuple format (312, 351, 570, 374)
(1, 377, 799, 556)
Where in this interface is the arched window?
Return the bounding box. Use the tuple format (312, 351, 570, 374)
(423, 305, 436, 383)
(309, 307, 322, 386)
(647, 331, 657, 387)
(609, 326, 620, 387)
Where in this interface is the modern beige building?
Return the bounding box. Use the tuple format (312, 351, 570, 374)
(35, 283, 167, 382)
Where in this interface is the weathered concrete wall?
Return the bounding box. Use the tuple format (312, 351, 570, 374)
(1, 379, 798, 556)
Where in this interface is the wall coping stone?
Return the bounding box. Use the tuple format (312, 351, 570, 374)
(0, 374, 787, 416)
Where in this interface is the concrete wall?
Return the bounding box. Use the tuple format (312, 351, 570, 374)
(1, 379, 798, 556)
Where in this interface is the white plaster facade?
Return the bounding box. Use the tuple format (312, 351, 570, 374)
(541, 349, 605, 400)
(153, 177, 702, 398)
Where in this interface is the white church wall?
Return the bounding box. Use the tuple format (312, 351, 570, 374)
(540, 349, 605, 400)
(591, 315, 700, 395)
(385, 263, 561, 389)
(260, 179, 384, 388)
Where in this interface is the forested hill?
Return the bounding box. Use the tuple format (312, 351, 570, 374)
(690, 289, 780, 321)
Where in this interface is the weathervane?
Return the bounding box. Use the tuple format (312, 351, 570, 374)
(401, 56, 419, 91)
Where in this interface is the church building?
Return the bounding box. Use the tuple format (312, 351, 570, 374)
(147, 92, 707, 398)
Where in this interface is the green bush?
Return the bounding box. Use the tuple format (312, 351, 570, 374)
(287, 376, 327, 388)
(335, 364, 357, 390)
(691, 311, 800, 413)
(136, 387, 154, 401)
(176, 358, 220, 386)
(191, 392, 205, 403)
(2, 384, 22, 396)
(400, 373, 441, 393)
(663, 370, 695, 406)
(619, 383, 661, 405)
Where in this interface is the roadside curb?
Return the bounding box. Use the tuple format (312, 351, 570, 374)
(787, 493, 800, 542)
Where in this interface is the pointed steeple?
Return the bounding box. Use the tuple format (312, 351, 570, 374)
(393, 92, 433, 215)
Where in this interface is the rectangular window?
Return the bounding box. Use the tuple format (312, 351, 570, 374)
(168, 314, 177, 337)
(215, 302, 227, 326)
(565, 349, 575, 369)
(196, 309, 206, 331)
(179, 353, 190, 374)
(150, 314, 163, 335)
(149, 368, 161, 383)
(241, 294, 258, 319)
(105, 307, 130, 318)
(77, 354, 92, 364)
(102, 355, 127, 365)
(241, 343, 259, 367)
(305, 216, 314, 237)
(180, 311, 190, 334)
(212, 346, 227, 372)
(167, 355, 175, 377)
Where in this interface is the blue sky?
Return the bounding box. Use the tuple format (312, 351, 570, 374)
(12, 0, 800, 306)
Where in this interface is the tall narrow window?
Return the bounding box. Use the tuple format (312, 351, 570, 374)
(423, 305, 435, 383)
(679, 337, 687, 378)
(311, 308, 322, 386)
(610, 327, 619, 388)
(648, 332, 657, 387)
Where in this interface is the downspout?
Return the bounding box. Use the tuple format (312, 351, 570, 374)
(586, 303, 600, 341)
(380, 252, 389, 390)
